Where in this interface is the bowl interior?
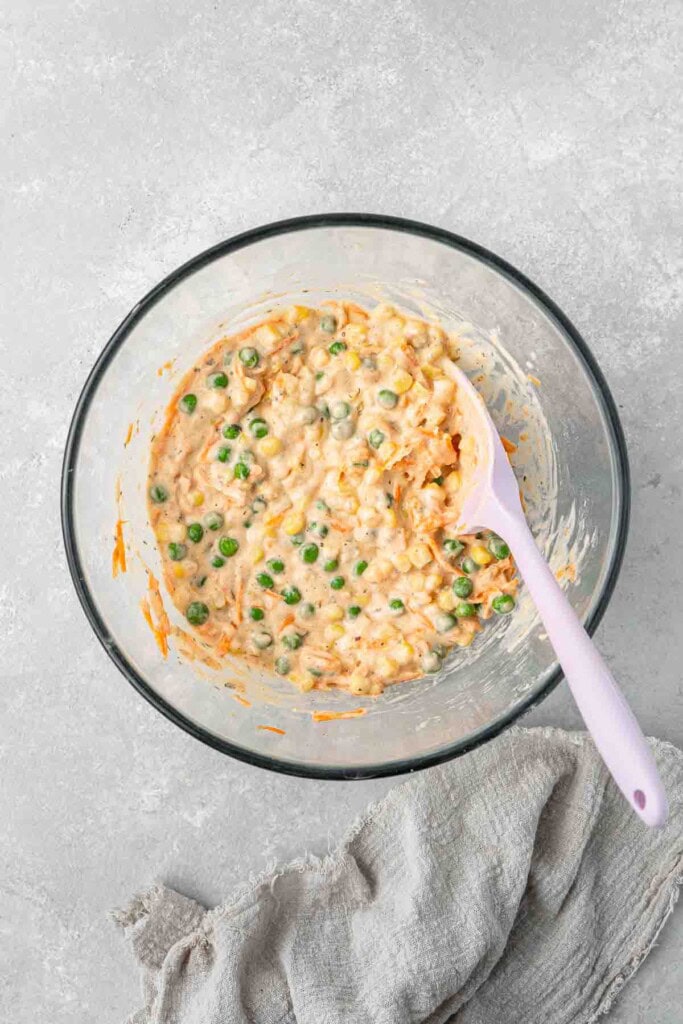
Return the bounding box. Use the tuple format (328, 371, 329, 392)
(63, 218, 627, 777)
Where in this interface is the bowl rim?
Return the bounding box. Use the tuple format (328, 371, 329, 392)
(61, 213, 630, 780)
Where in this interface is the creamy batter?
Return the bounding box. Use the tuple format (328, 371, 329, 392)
(147, 302, 517, 696)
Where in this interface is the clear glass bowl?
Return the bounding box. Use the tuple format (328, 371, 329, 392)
(61, 215, 629, 779)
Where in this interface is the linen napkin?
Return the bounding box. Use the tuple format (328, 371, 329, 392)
(114, 727, 682, 1023)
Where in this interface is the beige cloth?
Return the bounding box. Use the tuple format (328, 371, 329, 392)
(114, 727, 682, 1023)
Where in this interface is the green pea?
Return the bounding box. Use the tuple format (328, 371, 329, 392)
(443, 538, 465, 557)
(223, 350, 233, 364)
(353, 460, 369, 468)
(244, 519, 252, 529)
(208, 371, 228, 388)
(421, 651, 442, 673)
(388, 598, 405, 614)
(461, 557, 477, 574)
(282, 632, 304, 650)
(315, 371, 325, 382)
(362, 355, 377, 370)
(331, 401, 351, 420)
(282, 586, 302, 605)
(179, 393, 197, 414)
(216, 446, 231, 463)
(219, 537, 239, 558)
(249, 418, 269, 438)
(316, 500, 329, 512)
(223, 423, 241, 439)
(275, 655, 291, 675)
(301, 543, 319, 564)
(239, 449, 255, 465)
(328, 341, 347, 355)
(186, 601, 209, 626)
(239, 347, 259, 368)
(309, 522, 328, 538)
(290, 532, 305, 546)
(452, 576, 473, 599)
(253, 631, 273, 650)
(433, 475, 444, 486)
(251, 497, 268, 513)
(149, 484, 168, 504)
(320, 314, 337, 333)
(203, 511, 224, 531)
(299, 602, 315, 618)
(316, 400, 330, 420)
(167, 542, 186, 561)
(432, 643, 447, 659)
(368, 429, 385, 449)
(301, 405, 318, 425)
(488, 535, 511, 560)
(455, 601, 477, 618)
(187, 523, 204, 543)
(196, 575, 207, 588)
(353, 560, 368, 577)
(290, 342, 304, 355)
(378, 389, 398, 409)
(324, 558, 339, 572)
(348, 605, 362, 619)
(332, 420, 355, 440)
(492, 594, 516, 614)
(330, 576, 345, 590)
(266, 558, 285, 574)
(256, 572, 274, 589)
(249, 607, 265, 621)
(211, 556, 225, 568)
(435, 612, 457, 633)
(234, 462, 250, 480)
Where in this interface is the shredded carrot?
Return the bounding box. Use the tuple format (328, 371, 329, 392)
(232, 693, 252, 707)
(263, 589, 286, 602)
(312, 708, 367, 722)
(216, 632, 234, 657)
(140, 598, 169, 658)
(500, 436, 517, 454)
(123, 422, 135, 447)
(270, 330, 299, 356)
(528, 374, 541, 387)
(112, 519, 127, 577)
(257, 725, 286, 735)
(278, 614, 295, 634)
(329, 519, 351, 533)
(424, 537, 453, 575)
(394, 484, 401, 504)
(156, 359, 174, 376)
(408, 603, 435, 631)
(233, 575, 244, 627)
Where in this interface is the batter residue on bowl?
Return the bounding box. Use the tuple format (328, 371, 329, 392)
(148, 302, 517, 696)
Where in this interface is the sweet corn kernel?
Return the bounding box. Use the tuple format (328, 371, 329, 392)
(423, 482, 443, 496)
(289, 670, 314, 691)
(392, 552, 412, 573)
(454, 631, 475, 648)
(310, 347, 330, 370)
(283, 510, 306, 535)
(257, 436, 282, 457)
(355, 594, 371, 608)
(376, 656, 398, 680)
(213, 592, 226, 610)
(172, 563, 185, 579)
(263, 526, 277, 539)
(325, 623, 345, 642)
(344, 350, 362, 371)
(393, 640, 414, 666)
(321, 604, 344, 622)
(254, 323, 282, 346)
(444, 471, 462, 493)
(364, 466, 383, 486)
(190, 491, 204, 507)
(460, 435, 477, 456)
(249, 546, 264, 565)
(391, 370, 414, 394)
(283, 305, 312, 324)
(379, 442, 398, 465)
(471, 544, 494, 566)
(384, 508, 398, 528)
(408, 543, 432, 569)
(437, 588, 458, 611)
(348, 673, 371, 696)
(343, 324, 368, 346)
(420, 364, 443, 380)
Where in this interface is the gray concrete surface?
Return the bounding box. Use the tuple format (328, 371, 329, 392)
(2, 0, 682, 1019)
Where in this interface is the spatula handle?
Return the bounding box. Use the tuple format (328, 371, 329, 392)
(499, 515, 668, 827)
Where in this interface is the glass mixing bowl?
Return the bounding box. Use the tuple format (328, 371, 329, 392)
(61, 215, 629, 779)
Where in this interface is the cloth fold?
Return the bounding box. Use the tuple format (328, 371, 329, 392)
(114, 727, 682, 1024)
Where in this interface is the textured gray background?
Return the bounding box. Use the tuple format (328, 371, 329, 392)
(2, 0, 682, 1020)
